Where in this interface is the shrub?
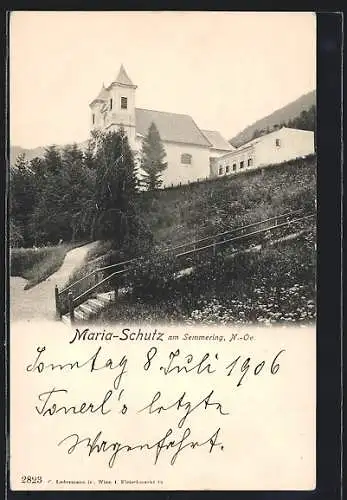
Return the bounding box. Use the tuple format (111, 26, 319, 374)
(127, 252, 178, 301)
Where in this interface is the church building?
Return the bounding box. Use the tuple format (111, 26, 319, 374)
(89, 65, 234, 187)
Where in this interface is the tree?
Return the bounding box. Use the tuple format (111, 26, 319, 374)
(9, 153, 37, 246)
(61, 143, 96, 241)
(30, 143, 98, 244)
(9, 220, 23, 247)
(93, 128, 140, 247)
(140, 122, 167, 190)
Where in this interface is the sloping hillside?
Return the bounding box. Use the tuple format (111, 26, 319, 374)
(138, 155, 316, 249)
(63, 155, 316, 325)
(230, 90, 316, 147)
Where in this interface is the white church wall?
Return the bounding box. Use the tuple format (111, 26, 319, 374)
(159, 141, 211, 187)
(134, 137, 211, 187)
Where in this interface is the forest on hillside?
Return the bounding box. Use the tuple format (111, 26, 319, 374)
(248, 105, 316, 143)
(230, 92, 316, 147)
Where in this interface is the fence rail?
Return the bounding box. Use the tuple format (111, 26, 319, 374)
(55, 210, 315, 322)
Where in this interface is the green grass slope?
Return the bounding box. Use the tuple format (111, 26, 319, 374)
(138, 154, 316, 249)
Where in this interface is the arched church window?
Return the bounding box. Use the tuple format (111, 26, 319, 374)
(109, 98, 113, 110)
(181, 153, 192, 165)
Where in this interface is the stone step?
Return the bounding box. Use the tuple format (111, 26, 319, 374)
(61, 310, 86, 323)
(96, 292, 115, 305)
(88, 298, 107, 312)
(78, 302, 96, 318)
(74, 308, 87, 322)
(60, 292, 118, 324)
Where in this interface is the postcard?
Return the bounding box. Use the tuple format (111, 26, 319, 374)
(9, 11, 317, 491)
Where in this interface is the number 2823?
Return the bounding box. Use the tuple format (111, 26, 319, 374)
(21, 476, 43, 484)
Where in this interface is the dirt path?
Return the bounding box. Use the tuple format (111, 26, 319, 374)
(10, 242, 99, 322)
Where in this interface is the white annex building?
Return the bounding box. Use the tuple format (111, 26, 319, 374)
(89, 65, 234, 187)
(210, 127, 315, 178)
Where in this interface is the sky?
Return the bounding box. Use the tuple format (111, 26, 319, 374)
(10, 11, 316, 149)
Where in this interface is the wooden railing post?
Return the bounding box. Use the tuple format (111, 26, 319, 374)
(68, 291, 75, 324)
(55, 285, 61, 319)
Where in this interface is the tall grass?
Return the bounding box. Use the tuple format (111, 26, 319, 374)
(10, 242, 87, 289)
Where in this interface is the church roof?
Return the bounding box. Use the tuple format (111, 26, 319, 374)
(201, 130, 234, 151)
(114, 64, 136, 87)
(89, 84, 109, 106)
(135, 108, 212, 147)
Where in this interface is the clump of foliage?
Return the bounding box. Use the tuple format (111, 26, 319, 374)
(126, 252, 178, 300)
(10, 143, 96, 246)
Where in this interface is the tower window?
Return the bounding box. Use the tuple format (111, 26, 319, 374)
(109, 98, 113, 110)
(275, 138, 281, 147)
(121, 97, 128, 109)
(181, 153, 192, 165)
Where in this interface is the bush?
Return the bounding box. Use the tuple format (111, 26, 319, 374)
(127, 253, 178, 301)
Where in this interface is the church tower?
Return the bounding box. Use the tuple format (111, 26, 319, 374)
(89, 65, 137, 149)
